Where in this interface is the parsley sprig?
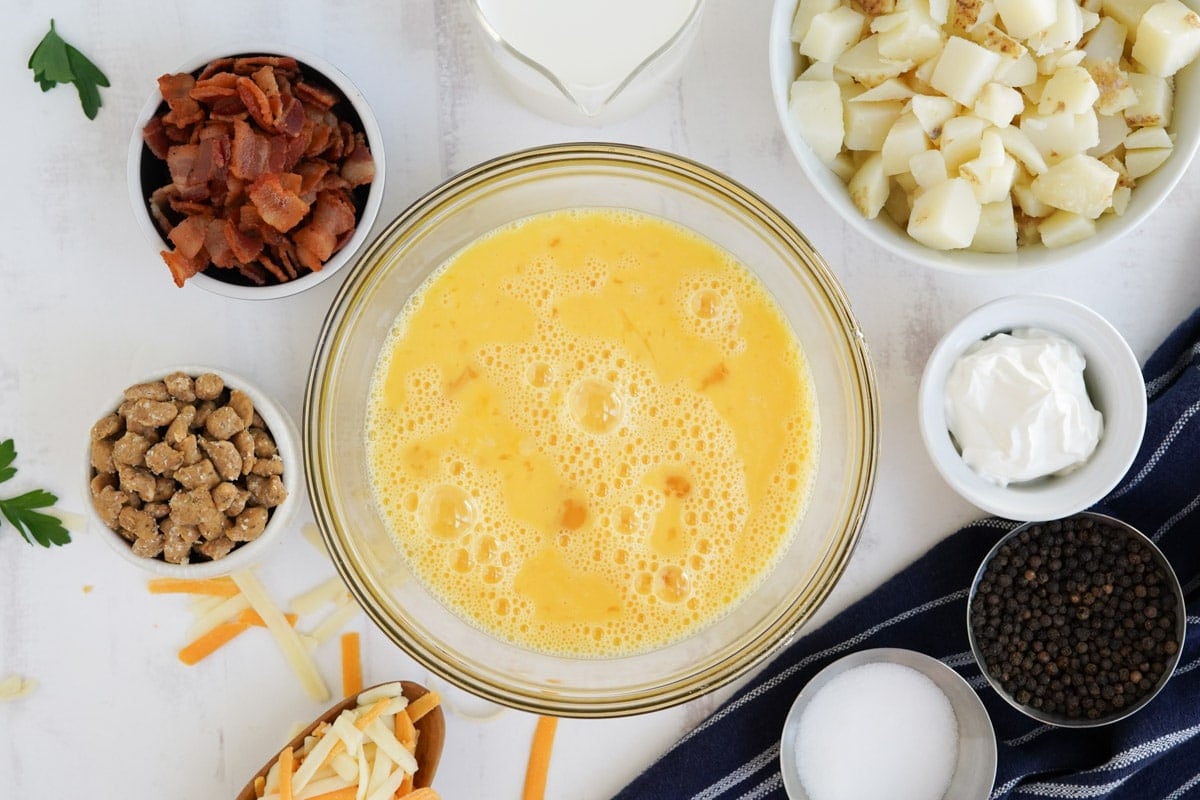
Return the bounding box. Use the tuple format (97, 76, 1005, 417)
(0, 440, 71, 547)
(28, 19, 110, 120)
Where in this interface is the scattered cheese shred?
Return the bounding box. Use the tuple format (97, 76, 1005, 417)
(148, 576, 240, 596)
(240, 608, 299, 629)
(522, 716, 559, 800)
(178, 620, 251, 665)
(302, 522, 328, 556)
(279, 746, 295, 800)
(0, 675, 37, 701)
(308, 788, 357, 800)
(232, 570, 330, 703)
(189, 593, 251, 639)
(405, 691, 441, 724)
(341, 632, 363, 698)
(292, 576, 348, 616)
(307, 596, 361, 647)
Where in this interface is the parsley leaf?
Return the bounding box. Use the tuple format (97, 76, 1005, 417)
(0, 440, 71, 548)
(28, 20, 109, 120)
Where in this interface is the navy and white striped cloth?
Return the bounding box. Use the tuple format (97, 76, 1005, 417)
(615, 306, 1200, 800)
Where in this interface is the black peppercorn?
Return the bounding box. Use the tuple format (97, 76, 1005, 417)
(971, 515, 1181, 722)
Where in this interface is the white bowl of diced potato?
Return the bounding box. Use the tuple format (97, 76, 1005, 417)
(769, 0, 1200, 270)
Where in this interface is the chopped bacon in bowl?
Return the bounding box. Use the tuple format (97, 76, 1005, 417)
(139, 54, 377, 289)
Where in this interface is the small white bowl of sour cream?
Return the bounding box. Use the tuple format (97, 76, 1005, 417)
(919, 294, 1146, 522)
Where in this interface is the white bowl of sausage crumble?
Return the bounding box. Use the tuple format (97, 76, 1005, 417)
(127, 44, 385, 299)
(84, 366, 301, 578)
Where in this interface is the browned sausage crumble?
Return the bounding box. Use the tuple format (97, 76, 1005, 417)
(90, 372, 288, 564)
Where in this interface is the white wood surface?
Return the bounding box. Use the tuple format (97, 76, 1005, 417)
(1, 2, 1198, 798)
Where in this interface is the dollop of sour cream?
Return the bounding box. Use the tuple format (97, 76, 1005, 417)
(945, 328, 1103, 487)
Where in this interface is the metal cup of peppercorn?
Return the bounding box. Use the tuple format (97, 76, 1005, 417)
(967, 512, 1186, 727)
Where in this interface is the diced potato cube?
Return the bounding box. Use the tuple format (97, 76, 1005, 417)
(1082, 16, 1128, 65)
(801, 7, 869, 63)
(844, 100, 907, 150)
(931, 36, 1003, 105)
(1038, 49, 1087, 75)
(1100, 0, 1159, 38)
(877, 9, 947, 61)
(1081, 8, 1100, 33)
(1124, 126, 1174, 149)
(975, 82, 1025, 125)
(998, 125, 1050, 174)
(1031, 153, 1119, 217)
(1039, 210, 1097, 247)
(930, 0, 951, 24)
(907, 177, 983, 248)
(1124, 147, 1173, 178)
(1013, 169, 1054, 215)
(1028, 0, 1084, 56)
(1038, 65, 1099, 114)
(1021, 110, 1099, 162)
(831, 151, 858, 181)
(790, 80, 846, 165)
(884, 180, 913, 226)
(1088, 59, 1139, 115)
(792, 0, 843, 43)
(1082, 0, 1102, 12)
(848, 152, 891, 218)
(895, 171, 919, 193)
(994, 0, 1057, 40)
(971, 201, 1019, 251)
(799, 61, 837, 82)
(911, 95, 961, 140)
(1131, 0, 1200, 77)
(850, 77, 917, 101)
(1111, 184, 1132, 214)
(940, 115, 989, 170)
(837, 35, 915, 86)
(881, 112, 932, 174)
(1021, 75, 1049, 103)
(910, 148, 951, 187)
(1124, 71, 1174, 127)
(1016, 209, 1043, 244)
(1089, 112, 1131, 157)
(995, 51, 1040, 86)
(961, 132, 1018, 202)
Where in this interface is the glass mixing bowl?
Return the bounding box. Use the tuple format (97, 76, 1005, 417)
(305, 143, 878, 717)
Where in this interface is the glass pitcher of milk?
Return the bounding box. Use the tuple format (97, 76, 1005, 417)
(469, 0, 705, 124)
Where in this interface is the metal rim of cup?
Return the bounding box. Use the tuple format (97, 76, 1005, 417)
(966, 511, 1187, 728)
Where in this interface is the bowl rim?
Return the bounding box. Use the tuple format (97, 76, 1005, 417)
(779, 647, 998, 800)
(125, 42, 386, 300)
(767, 0, 1200, 273)
(84, 364, 301, 578)
(303, 141, 880, 717)
(917, 293, 1147, 521)
(965, 511, 1188, 728)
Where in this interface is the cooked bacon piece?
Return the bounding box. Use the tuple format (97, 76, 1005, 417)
(236, 76, 274, 131)
(161, 249, 206, 288)
(248, 173, 310, 233)
(198, 57, 236, 81)
(296, 160, 331, 194)
(163, 122, 195, 144)
(224, 220, 263, 264)
(230, 119, 269, 182)
(252, 67, 284, 127)
(143, 117, 171, 160)
(340, 138, 375, 187)
(294, 189, 357, 271)
(258, 253, 288, 283)
(295, 81, 339, 110)
(233, 56, 298, 75)
(148, 186, 177, 236)
(166, 144, 206, 199)
(169, 197, 213, 217)
(209, 96, 248, 118)
(158, 73, 204, 128)
(190, 83, 238, 104)
(266, 136, 289, 175)
(205, 218, 238, 268)
(277, 95, 306, 137)
(236, 261, 268, 285)
(168, 216, 210, 259)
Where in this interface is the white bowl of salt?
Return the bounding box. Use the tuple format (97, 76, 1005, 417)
(780, 648, 997, 800)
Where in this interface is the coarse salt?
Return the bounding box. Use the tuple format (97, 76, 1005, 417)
(795, 662, 958, 800)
